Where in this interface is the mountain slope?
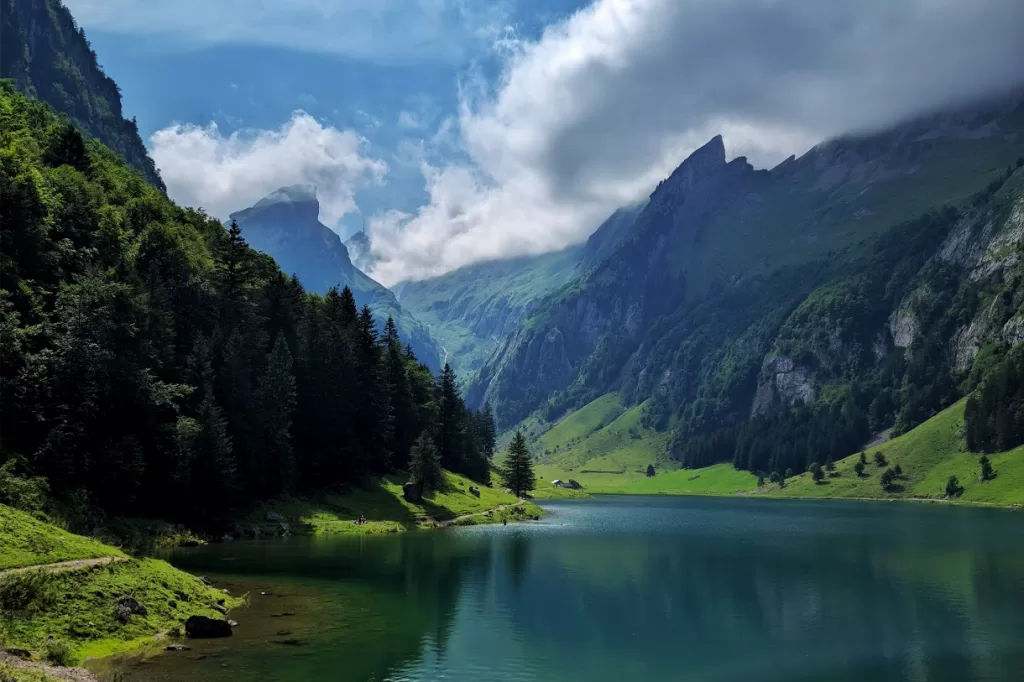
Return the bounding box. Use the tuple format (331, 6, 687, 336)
(230, 185, 442, 369)
(394, 246, 583, 377)
(473, 90, 1024, 479)
(1, 0, 165, 190)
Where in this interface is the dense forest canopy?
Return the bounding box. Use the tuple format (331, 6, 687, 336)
(0, 81, 495, 528)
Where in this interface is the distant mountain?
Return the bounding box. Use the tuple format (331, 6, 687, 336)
(230, 186, 441, 369)
(394, 246, 583, 380)
(1, 0, 165, 191)
(471, 90, 1024, 480)
(345, 231, 376, 273)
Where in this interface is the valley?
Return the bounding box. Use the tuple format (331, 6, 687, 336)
(3, 1, 1024, 679)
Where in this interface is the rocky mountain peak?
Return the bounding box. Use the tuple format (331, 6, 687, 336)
(236, 184, 321, 225)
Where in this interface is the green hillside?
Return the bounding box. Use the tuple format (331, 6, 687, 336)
(0, 505, 125, 571)
(240, 469, 541, 535)
(512, 393, 676, 497)
(774, 400, 1024, 505)
(395, 246, 582, 378)
(0, 504, 240, 664)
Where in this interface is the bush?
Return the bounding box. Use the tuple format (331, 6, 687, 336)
(880, 468, 896, 490)
(874, 452, 887, 467)
(853, 461, 866, 477)
(0, 571, 59, 614)
(945, 475, 963, 498)
(0, 458, 50, 514)
(892, 463, 903, 478)
(979, 455, 994, 481)
(43, 639, 75, 667)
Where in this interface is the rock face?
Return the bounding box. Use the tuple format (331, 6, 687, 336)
(230, 187, 441, 369)
(185, 615, 233, 639)
(750, 356, 817, 417)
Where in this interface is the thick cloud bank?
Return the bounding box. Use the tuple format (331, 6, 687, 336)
(151, 113, 387, 227)
(365, 0, 1024, 284)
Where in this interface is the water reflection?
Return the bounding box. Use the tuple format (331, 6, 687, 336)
(102, 497, 1024, 682)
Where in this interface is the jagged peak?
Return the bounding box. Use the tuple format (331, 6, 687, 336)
(253, 184, 319, 209)
(651, 134, 732, 200)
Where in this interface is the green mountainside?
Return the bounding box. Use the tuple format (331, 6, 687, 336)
(473, 91, 1024, 484)
(0, 80, 498, 535)
(394, 246, 583, 377)
(1, 0, 164, 190)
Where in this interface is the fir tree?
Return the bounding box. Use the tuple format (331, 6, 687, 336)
(409, 432, 443, 491)
(501, 431, 535, 498)
(809, 461, 824, 483)
(646, 464, 656, 478)
(436, 363, 465, 473)
(979, 454, 994, 481)
(252, 336, 297, 496)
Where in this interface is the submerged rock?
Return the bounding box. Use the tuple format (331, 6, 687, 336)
(185, 615, 233, 639)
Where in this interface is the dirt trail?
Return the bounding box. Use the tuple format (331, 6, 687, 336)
(438, 500, 526, 527)
(0, 556, 125, 578)
(0, 651, 99, 681)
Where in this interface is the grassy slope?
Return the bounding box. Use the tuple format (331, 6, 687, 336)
(241, 470, 541, 535)
(516, 393, 677, 498)
(524, 396, 1023, 506)
(775, 400, 1024, 505)
(0, 506, 126, 571)
(0, 505, 240, 664)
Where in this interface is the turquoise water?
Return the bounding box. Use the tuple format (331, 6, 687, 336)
(104, 497, 1024, 681)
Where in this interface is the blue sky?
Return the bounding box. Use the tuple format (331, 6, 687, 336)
(73, 0, 587, 239)
(65, 0, 1024, 284)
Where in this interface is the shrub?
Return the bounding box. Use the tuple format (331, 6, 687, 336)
(874, 452, 887, 467)
(853, 461, 866, 477)
(880, 468, 896, 490)
(892, 463, 903, 478)
(945, 475, 963, 498)
(43, 639, 75, 667)
(0, 571, 59, 614)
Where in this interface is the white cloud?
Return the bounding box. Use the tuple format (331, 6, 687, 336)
(151, 112, 387, 226)
(365, 0, 1024, 285)
(397, 111, 423, 130)
(64, 0, 511, 65)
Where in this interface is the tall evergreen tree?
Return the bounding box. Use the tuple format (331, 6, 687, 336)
(252, 336, 298, 496)
(436, 363, 465, 473)
(409, 432, 443, 491)
(501, 432, 535, 498)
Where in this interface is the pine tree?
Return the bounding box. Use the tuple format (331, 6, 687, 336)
(252, 336, 297, 496)
(501, 431, 535, 498)
(184, 337, 236, 522)
(409, 432, 443, 491)
(436, 363, 465, 473)
(646, 464, 655, 478)
(979, 454, 994, 481)
(479, 403, 497, 461)
(809, 462, 823, 483)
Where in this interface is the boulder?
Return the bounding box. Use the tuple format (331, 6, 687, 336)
(402, 481, 423, 503)
(185, 615, 233, 639)
(115, 596, 148, 623)
(164, 644, 191, 652)
(211, 603, 228, 614)
(265, 511, 285, 523)
(468, 486, 480, 498)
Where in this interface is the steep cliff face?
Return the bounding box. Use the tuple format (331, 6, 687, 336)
(1, 0, 165, 190)
(230, 186, 442, 369)
(474, 91, 1024, 432)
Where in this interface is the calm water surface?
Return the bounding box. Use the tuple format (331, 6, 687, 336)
(101, 497, 1024, 681)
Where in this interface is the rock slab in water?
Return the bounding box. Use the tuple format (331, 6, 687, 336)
(185, 615, 233, 639)
(165, 644, 191, 652)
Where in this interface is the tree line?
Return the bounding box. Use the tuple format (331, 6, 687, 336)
(0, 82, 496, 528)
